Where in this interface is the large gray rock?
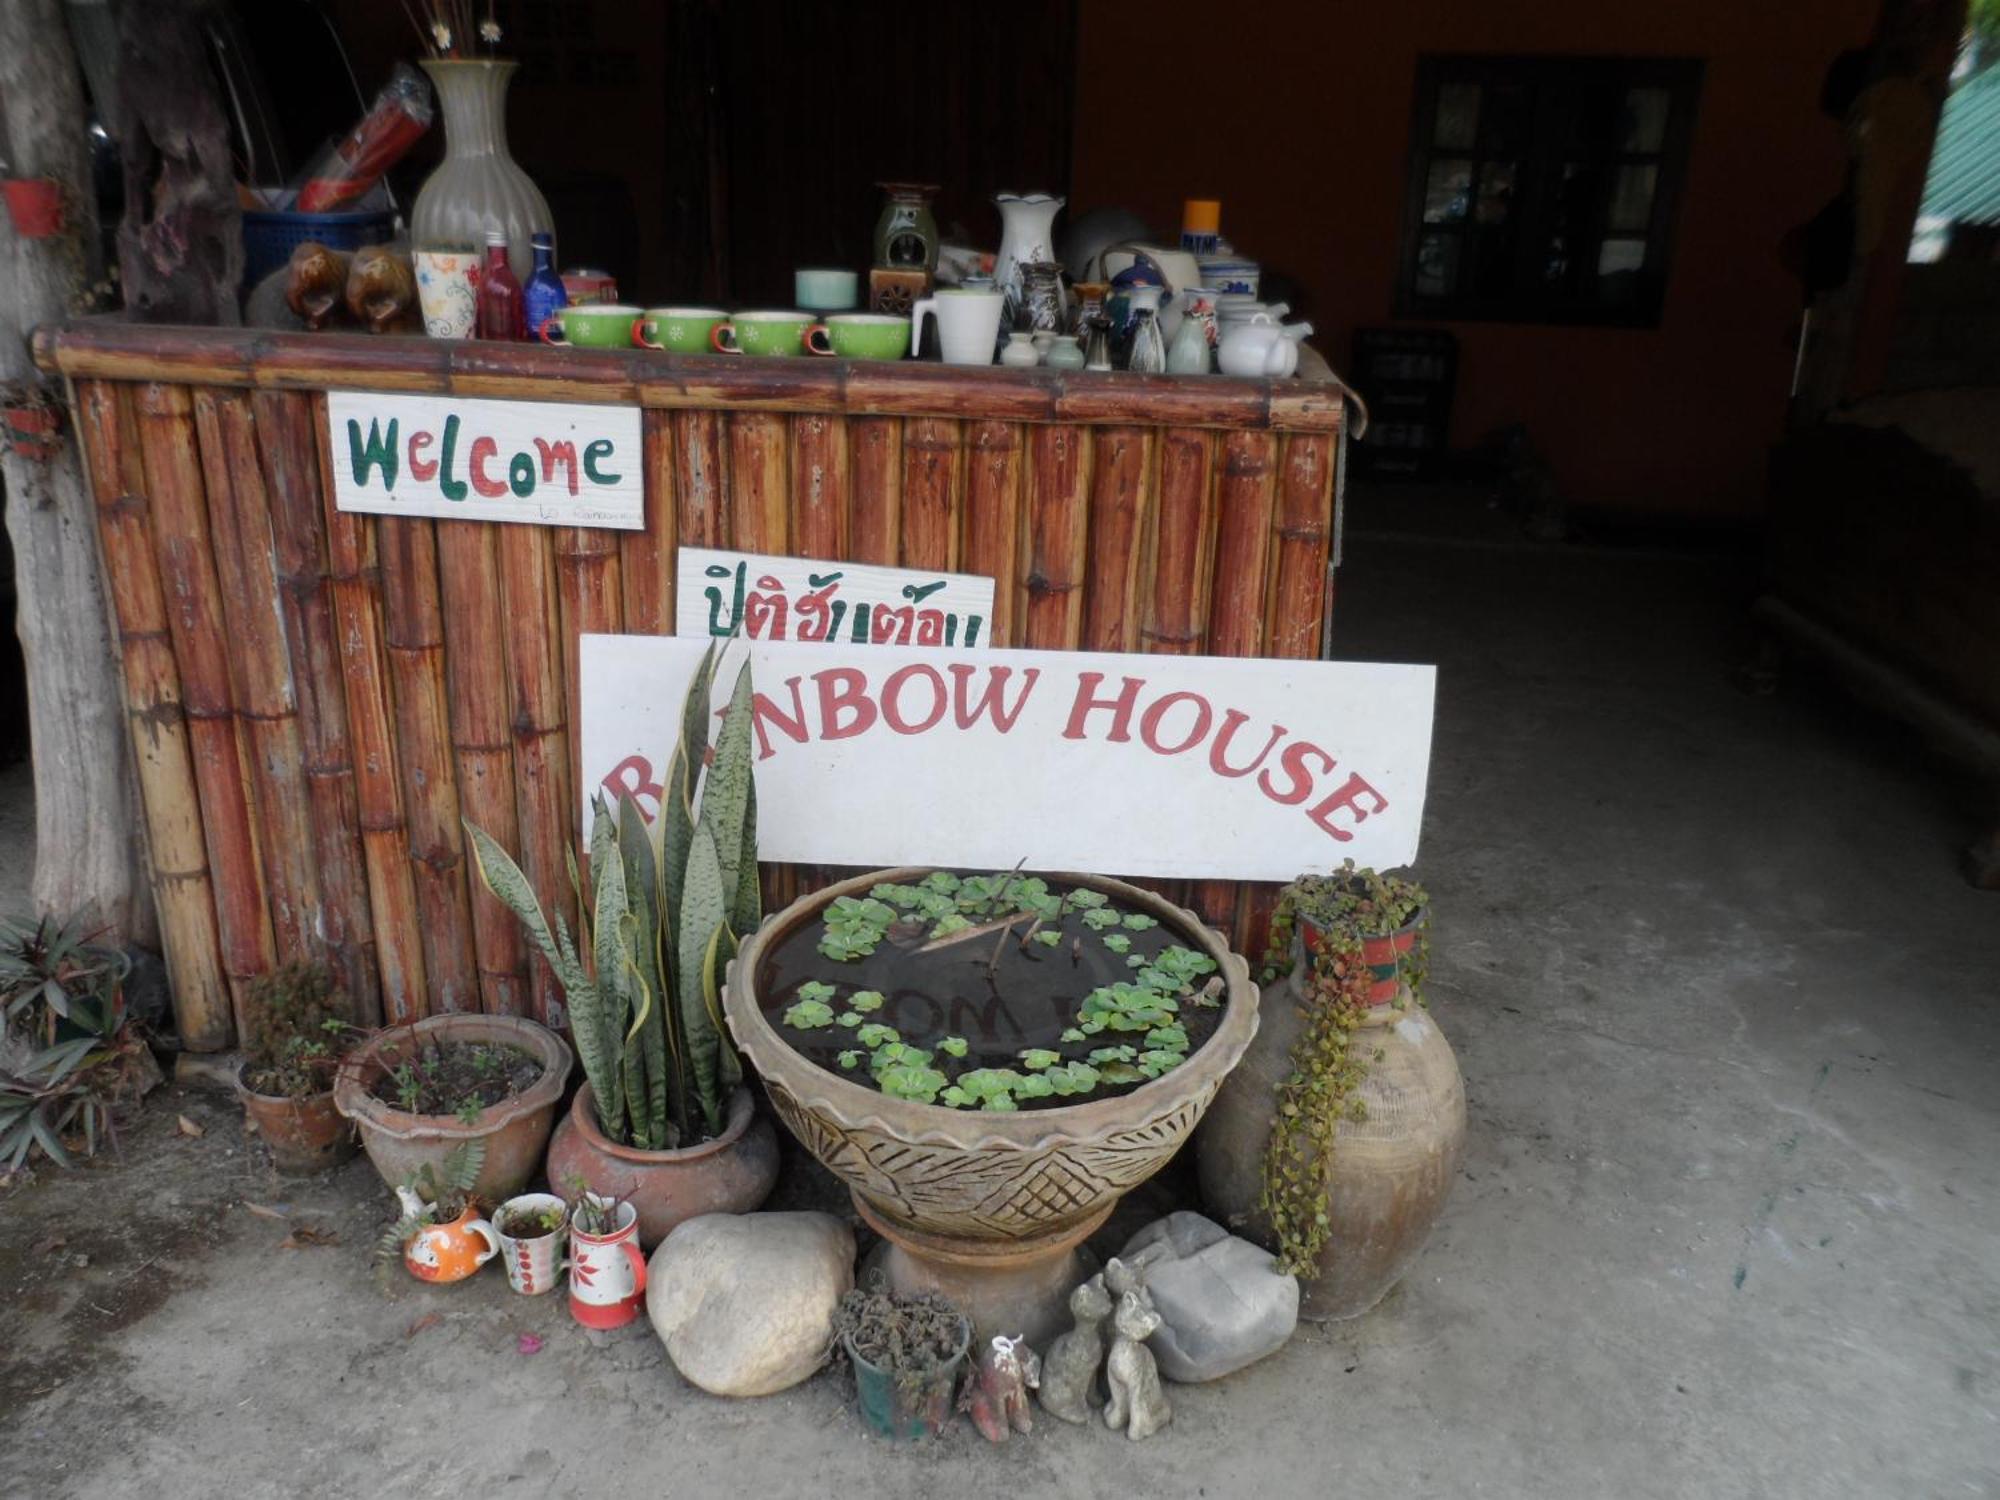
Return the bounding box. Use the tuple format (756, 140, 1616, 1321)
(646, 1211, 855, 1397)
(1121, 1211, 1298, 1382)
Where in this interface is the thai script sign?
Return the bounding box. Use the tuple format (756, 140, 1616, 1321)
(326, 391, 644, 529)
(676, 547, 996, 648)
(581, 635, 1435, 880)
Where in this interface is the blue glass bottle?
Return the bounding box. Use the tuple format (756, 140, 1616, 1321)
(521, 231, 567, 343)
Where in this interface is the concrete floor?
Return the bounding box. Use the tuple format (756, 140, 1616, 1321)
(2, 513, 1996, 1498)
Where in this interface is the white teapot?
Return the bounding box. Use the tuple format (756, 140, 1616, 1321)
(1218, 314, 1313, 378)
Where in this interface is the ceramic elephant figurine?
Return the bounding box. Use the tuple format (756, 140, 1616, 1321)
(963, 1333, 1040, 1443)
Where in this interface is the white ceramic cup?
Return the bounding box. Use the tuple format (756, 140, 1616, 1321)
(910, 288, 1005, 367)
(414, 249, 479, 340)
(493, 1192, 568, 1296)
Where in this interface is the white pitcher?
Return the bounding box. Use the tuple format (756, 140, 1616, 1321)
(911, 288, 1006, 367)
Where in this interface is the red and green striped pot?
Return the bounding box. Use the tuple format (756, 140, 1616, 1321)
(1300, 908, 1428, 1006)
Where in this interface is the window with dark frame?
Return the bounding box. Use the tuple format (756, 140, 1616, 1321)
(1395, 56, 1704, 327)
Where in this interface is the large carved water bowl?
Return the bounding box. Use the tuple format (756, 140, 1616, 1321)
(725, 868, 1259, 1339)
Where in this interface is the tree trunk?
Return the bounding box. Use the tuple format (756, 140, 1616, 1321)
(0, 0, 154, 940)
(113, 0, 241, 325)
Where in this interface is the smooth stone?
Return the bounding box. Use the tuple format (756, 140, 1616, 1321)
(646, 1210, 855, 1397)
(1120, 1211, 1299, 1383)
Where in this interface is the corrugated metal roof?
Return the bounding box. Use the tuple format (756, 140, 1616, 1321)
(1921, 65, 2000, 227)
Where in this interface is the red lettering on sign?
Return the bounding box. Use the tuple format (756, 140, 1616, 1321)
(1061, 673, 1142, 741)
(949, 664, 1040, 732)
(751, 678, 810, 760)
(1258, 739, 1335, 807)
(1307, 772, 1388, 842)
(882, 664, 948, 735)
(1209, 710, 1287, 778)
(1139, 691, 1213, 756)
(814, 668, 877, 740)
(535, 438, 580, 497)
(408, 429, 438, 482)
(469, 436, 507, 498)
(599, 754, 662, 822)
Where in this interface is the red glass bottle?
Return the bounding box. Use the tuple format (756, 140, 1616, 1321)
(474, 231, 524, 341)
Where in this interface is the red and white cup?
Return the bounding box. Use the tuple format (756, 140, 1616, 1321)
(568, 1196, 647, 1329)
(493, 1192, 568, 1296)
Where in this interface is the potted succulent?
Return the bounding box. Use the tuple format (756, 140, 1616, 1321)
(375, 1139, 499, 1284)
(1196, 863, 1465, 1320)
(724, 867, 1257, 1341)
(334, 1011, 572, 1204)
(834, 1286, 973, 1441)
(0, 913, 160, 1172)
(470, 643, 777, 1249)
(235, 962, 361, 1174)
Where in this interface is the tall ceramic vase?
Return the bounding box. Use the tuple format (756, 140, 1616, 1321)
(413, 59, 552, 284)
(994, 193, 1064, 329)
(1195, 951, 1466, 1321)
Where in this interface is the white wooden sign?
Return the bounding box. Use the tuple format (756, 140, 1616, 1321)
(326, 391, 644, 529)
(677, 546, 996, 648)
(581, 635, 1435, 880)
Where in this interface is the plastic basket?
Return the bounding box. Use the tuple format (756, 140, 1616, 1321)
(242, 207, 396, 288)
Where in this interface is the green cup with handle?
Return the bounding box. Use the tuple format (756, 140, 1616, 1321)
(635, 306, 728, 354)
(803, 313, 912, 361)
(711, 310, 814, 356)
(537, 303, 643, 349)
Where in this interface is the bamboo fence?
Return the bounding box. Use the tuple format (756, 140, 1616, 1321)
(43, 324, 1342, 1048)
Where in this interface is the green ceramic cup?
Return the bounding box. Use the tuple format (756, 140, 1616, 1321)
(711, 311, 814, 356)
(538, 303, 642, 349)
(804, 313, 912, 361)
(635, 306, 727, 354)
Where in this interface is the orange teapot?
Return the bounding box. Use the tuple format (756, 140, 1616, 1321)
(395, 1187, 501, 1283)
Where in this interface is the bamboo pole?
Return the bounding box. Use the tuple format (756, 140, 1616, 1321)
(75, 380, 231, 1049)
(899, 418, 962, 572)
(673, 409, 730, 548)
(435, 519, 530, 1015)
(962, 421, 1023, 647)
(1199, 430, 1279, 935)
(1080, 427, 1154, 652)
(312, 393, 428, 1024)
(847, 416, 901, 566)
(555, 521, 624, 875)
(190, 388, 322, 970)
(136, 381, 274, 1041)
(790, 412, 849, 560)
(252, 390, 380, 1024)
(1018, 424, 1092, 650)
(377, 516, 481, 1013)
(496, 520, 575, 1027)
(620, 408, 678, 635)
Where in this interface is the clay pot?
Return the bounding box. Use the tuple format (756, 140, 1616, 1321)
(1300, 904, 1428, 1005)
(543, 1081, 778, 1250)
(725, 867, 1258, 1341)
(235, 1064, 357, 1175)
(1196, 966, 1465, 1320)
(333, 1013, 572, 1204)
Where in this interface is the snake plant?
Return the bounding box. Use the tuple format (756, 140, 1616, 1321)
(467, 645, 760, 1148)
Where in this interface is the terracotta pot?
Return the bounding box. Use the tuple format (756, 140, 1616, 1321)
(235, 1064, 357, 1175)
(333, 1013, 572, 1204)
(543, 1081, 778, 1250)
(1196, 966, 1465, 1320)
(2, 178, 63, 238)
(725, 868, 1257, 1339)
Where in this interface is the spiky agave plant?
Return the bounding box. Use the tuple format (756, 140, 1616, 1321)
(467, 644, 759, 1149)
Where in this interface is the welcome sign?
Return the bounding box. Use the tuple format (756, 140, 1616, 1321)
(676, 547, 996, 648)
(326, 391, 644, 529)
(581, 635, 1435, 880)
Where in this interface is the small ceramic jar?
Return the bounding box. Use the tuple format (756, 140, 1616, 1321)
(999, 331, 1040, 368)
(1044, 334, 1087, 371)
